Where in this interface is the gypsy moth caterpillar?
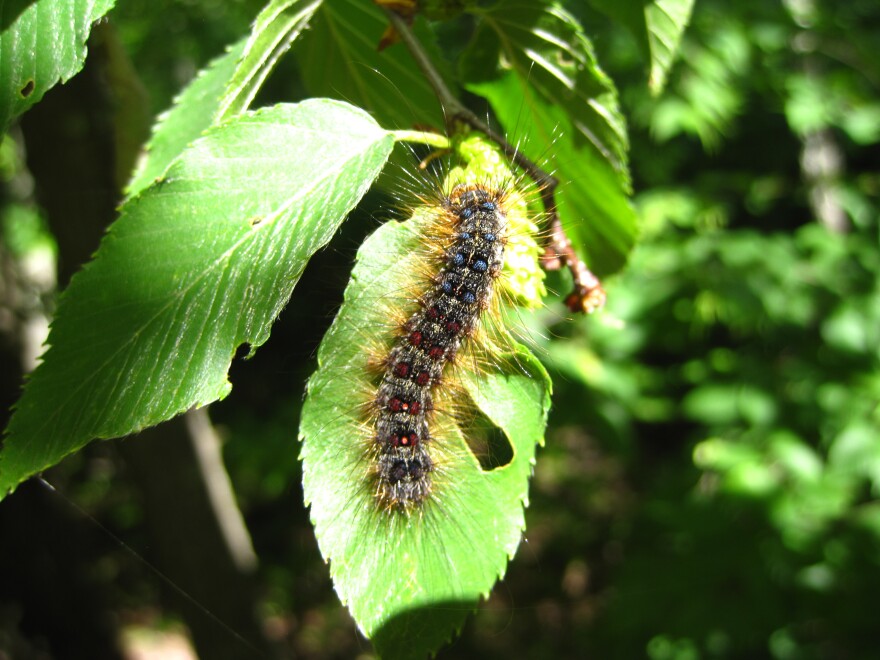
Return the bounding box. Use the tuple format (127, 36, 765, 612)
(372, 183, 507, 509)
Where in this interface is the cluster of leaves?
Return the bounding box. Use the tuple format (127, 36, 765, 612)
(0, 0, 696, 657)
(530, 0, 880, 656)
(13, 0, 877, 658)
(184, 1, 880, 655)
(0, 0, 658, 500)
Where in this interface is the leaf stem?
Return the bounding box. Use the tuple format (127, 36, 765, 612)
(391, 129, 452, 150)
(381, 6, 605, 313)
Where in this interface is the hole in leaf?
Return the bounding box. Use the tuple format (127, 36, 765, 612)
(20, 80, 34, 98)
(465, 407, 513, 471)
(233, 342, 252, 360)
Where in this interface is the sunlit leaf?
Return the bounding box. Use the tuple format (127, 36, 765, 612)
(216, 0, 323, 121)
(0, 99, 394, 499)
(472, 72, 637, 276)
(128, 0, 322, 196)
(463, 1, 629, 188)
(126, 39, 247, 196)
(461, 2, 636, 275)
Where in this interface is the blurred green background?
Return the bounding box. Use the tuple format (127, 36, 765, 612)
(1, 0, 878, 658)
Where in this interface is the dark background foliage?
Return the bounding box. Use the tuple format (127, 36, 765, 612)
(1, 0, 879, 658)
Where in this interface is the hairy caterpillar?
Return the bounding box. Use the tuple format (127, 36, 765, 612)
(373, 184, 508, 509)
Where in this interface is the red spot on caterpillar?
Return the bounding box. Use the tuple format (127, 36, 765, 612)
(415, 371, 430, 386)
(409, 331, 423, 346)
(392, 431, 419, 447)
(388, 397, 420, 415)
(394, 362, 410, 378)
(428, 346, 444, 360)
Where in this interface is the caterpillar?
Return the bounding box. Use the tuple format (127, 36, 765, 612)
(373, 184, 507, 509)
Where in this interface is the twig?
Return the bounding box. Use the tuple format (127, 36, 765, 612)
(545, 216, 607, 313)
(382, 6, 606, 313)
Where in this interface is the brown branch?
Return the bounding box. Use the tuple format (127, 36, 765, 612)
(544, 216, 607, 314)
(381, 6, 605, 313)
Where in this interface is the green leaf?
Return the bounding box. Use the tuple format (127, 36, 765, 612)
(472, 71, 637, 276)
(590, 0, 695, 94)
(463, 1, 630, 188)
(0, 0, 116, 130)
(216, 0, 323, 121)
(644, 0, 695, 94)
(0, 99, 394, 499)
(126, 39, 247, 197)
(127, 0, 323, 197)
(461, 2, 637, 275)
(299, 215, 551, 658)
(294, 0, 445, 130)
